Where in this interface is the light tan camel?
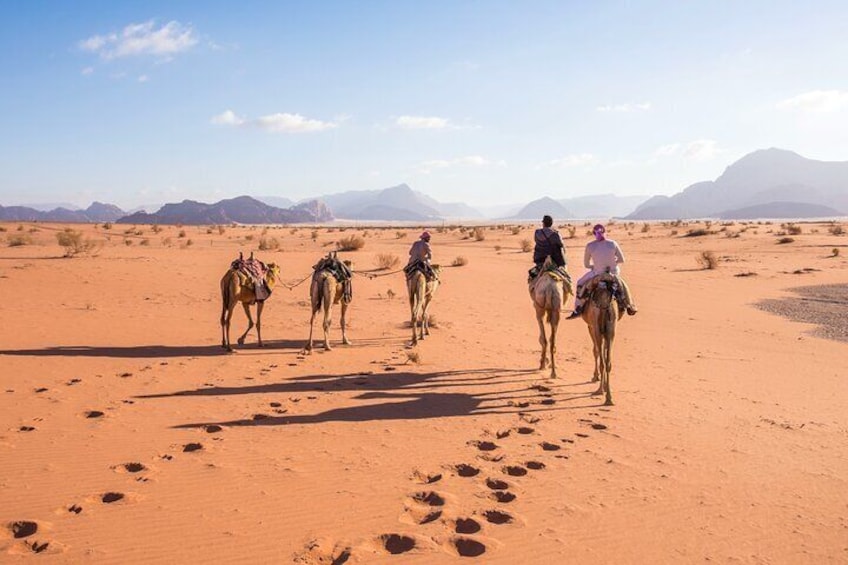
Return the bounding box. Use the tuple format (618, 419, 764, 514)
(220, 261, 281, 352)
(581, 273, 624, 405)
(407, 265, 441, 344)
(529, 262, 572, 378)
(305, 257, 352, 352)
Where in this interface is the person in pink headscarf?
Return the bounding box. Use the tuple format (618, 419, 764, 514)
(406, 230, 436, 280)
(567, 223, 637, 319)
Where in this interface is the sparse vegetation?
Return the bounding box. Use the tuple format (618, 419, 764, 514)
(102, 222, 112, 230)
(395, 231, 407, 239)
(567, 226, 577, 238)
(152, 225, 162, 233)
(375, 253, 400, 270)
(7, 234, 33, 246)
(685, 228, 710, 237)
(696, 250, 718, 270)
(472, 227, 485, 241)
(452, 255, 468, 267)
(311, 230, 318, 241)
(833, 248, 840, 257)
(511, 226, 521, 235)
(405, 350, 422, 364)
(258, 237, 280, 251)
(829, 224, 844, 236)
(641, 223, 651, 233)
(777, 237, 795, 244)
(786, 224, 802, 235)
(520, 239, 532, 252)
(178, 229, 187, 238)
(337, 235, 365, 251)
(184, 239, 194, 247)
(140, 238, 150, 246)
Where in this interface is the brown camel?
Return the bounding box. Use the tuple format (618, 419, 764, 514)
(305, 256, 352, 352)
(529, 261, 572, 378)
(407, 265, 441, 344)
(581, 273, 624, 405)
(220, 261, 281, 352)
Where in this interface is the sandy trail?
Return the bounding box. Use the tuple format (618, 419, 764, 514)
(1, 221, 846, 563)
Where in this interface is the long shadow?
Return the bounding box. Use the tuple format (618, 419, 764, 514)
(138, 368, 539, 399)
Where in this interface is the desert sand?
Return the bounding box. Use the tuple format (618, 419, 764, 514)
(1, 220, 846, 563)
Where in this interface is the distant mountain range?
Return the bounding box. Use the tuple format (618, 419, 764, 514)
(116, 196, 333, 225)
(0, 202, 125, 223)
(628, 148, 848, 219)
(3, 149, 847, 223)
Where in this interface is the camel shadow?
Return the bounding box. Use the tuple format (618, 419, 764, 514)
(0, 341, 302, 358)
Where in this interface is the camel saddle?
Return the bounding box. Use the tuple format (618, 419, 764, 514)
(314, 253, 353, 302)
(404, 259, 438, 281)
(231, 253, 271, 301)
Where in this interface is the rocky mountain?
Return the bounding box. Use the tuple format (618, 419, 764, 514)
(116, 195, 332, 225)
(315, 184, 482, 220)
(0, 202, 126, 222)
(508, 197, 574, 220)
(627, 148, 848, 219)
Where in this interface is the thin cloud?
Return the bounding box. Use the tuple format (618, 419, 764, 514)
(417, 155, 501, 174)
(654, 140, 719, 161)
(80, 67, 94, 76)
(543, 153, 598, 168)
(597, 102, 651, 112)
(395, 115, 462, 130)
(211, 110, 338, 133)
(776, 90, 848, 113)
(79, 20, 199, 60)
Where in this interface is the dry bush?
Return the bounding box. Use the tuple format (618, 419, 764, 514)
(831, 248, 840, 257)
(829, 224, 844, 236)
(0, 226, 5, 232)
(7, 233, 33, 247)
(567, 226, 577, 238)
(124, 238, 133, 246)
(670, 230, 678, 236)
(520, 239, 532, 252)
(511, 226, 521, 235)
(395, 231, 407, 239)
(696, 251, 718, 270)
(218, 225, 226, 235)
(102, 222, 113, 230)
(140, 238, 150, 246)
(177, 229, 187, 238)
(337, 235, 365, 251)
(259, 237, 280, 251)
(206, 227, 214, 234)
(685, 228, 710, 237)
(472, 227, 485, 241)
(777, 237, 794, 244)
(452, 256, 468, 267)
(162, 237, 173, 246)
(405, 350, 422, 364)
(375, 253, 400, 270)
(386, 288, 396, 299)
(244, 234, 254, 241)
(641, 223, 651, 233)
(184, 239, 194, 247)
(786, 224, 802, 235)
(152, 224, 162, 233)
(494, 245, 502, 252)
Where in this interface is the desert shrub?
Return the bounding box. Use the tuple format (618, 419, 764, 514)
(56, 228, 96, 257)
(0, 226, 5, 232)
(472, 227, 485, 241)
(405, 350, 422, 364)
(777, 237, 794, 244)
(511, 226, 521, 235)
(218, 225, 226, 235)
(178, 229, 187, 238)
(786, 224, 802, 235)
(152, 224, 162, 233)
(184, 239, 194, 247)
(102, 222, 112, 230)
(124, 238, 133, 246)
(641, 223, 651, 233)
(829, 224, 845, 236)
(670, 230, 678, 236)
(375, 253, 400, 270)
(7, 234, 33, 246)
(685, 228, 710, 237)
(206, 227, 214, 234)
(520, 239, 532, 252)
(696, 250, 718, 270)
(311, 230, 318, 241)
(452, 256, 468, 267)
(124, 228, 135, 235)
(290, 228, 298, 235)
(244, 234, 254, 241)
(140, 238, 150, 246)
(337, 235, 365, 251)
(162, 237, 173, 246)
(28, 227, 39, 233)
(567, 226, 577, 238)
(395, 231, 407, 239)
(832, 248, 840, 257)
(494, 245, 502, 252)
(258, 237, 280, 251)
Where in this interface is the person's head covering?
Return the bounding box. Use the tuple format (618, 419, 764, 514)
(542, 215, 553, 228)
(420, 231, 431, 240)
(593, 223, 606, 240)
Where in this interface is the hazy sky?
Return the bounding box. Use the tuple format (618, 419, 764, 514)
(1, 1, 847, 209)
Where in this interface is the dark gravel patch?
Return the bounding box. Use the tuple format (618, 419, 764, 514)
(756, 284, 848, 343)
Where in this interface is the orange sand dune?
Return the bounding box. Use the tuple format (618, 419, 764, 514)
(1, 221, 846, 563)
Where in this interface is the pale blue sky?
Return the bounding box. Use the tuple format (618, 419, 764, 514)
(1, 1, 847, 209)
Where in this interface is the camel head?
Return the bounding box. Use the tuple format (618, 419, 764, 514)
(265, 263, 281, 289)
(431, 264, 442, 277)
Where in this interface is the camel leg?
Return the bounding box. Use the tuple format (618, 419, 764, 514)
(536, 307, 548, 370)
(604, 322, 615, 406)
(409, 287, 418, 345)
(322, 290, 332, 351)
(590, 329, 604, 395)
(422, 293, 432, 337)
(549, 308, 560, 379)
(237, 302, 254, 346)
(255, 301, 264, 348)
(340, 300, 350, 345)
(222, 302, 237, 352)
(305, 305, 318, 353)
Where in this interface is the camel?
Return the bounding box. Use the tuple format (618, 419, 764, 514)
(407, 264, 441, 344)
(529, 260, 572, 378)
(220, 258, 281, 352)
(581, 273, 624, 406)
(305, 254, 352, 352)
